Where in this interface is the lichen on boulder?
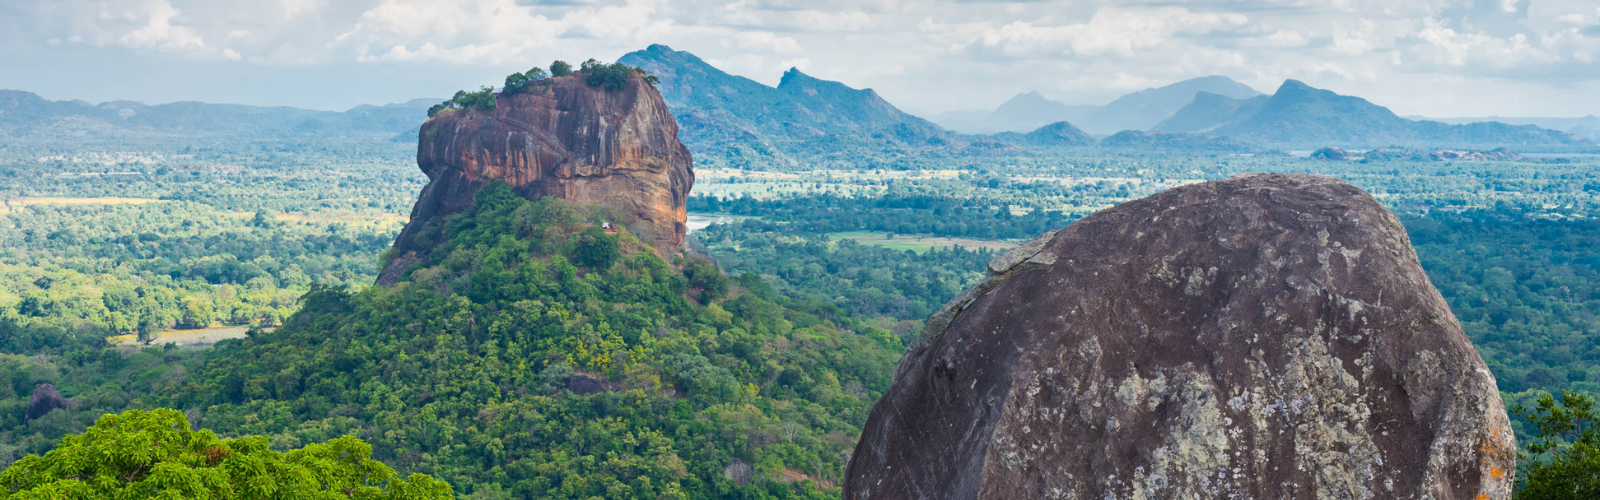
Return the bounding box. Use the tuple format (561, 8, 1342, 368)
(845, 173, 1515, 500)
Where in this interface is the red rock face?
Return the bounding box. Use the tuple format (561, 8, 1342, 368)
(845, 174, 1515, 500)
(381, 73, 693, 283)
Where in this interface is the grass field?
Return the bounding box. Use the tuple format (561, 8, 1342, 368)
(269, 211, 408, 231)
(107, 325, 260, 347)
(828, 231, 1019, 253)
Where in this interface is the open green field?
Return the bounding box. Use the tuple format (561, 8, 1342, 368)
(828, 231, 1019, 253)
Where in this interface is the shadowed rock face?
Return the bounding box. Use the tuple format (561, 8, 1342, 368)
(845, 174, 1514, 499)
(26, 383, 72, 420)
(379, 73, 693, 283)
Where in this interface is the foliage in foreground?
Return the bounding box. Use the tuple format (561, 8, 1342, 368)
(1514, 391, 1600, 499)
(0, 408, 450, 499)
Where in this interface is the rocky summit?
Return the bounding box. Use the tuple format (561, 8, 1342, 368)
(379, 71, 693, 283)
(844, 174, 1514, 499)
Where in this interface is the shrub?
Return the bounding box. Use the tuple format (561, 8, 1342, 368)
(503, 67, 548, 95)
(0, 408, 453, 499)
(580, 58, 633, 92)
(426, 86, 496, 118)
(549, 60, 572, 77)
(1515, 391, 1600, 498)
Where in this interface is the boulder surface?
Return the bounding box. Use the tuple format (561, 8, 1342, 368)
(26, 383, 72, 420)
(845, 173, 1514, 499)
(380, 71, 693, 283)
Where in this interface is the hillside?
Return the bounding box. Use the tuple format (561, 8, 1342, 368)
(617, 45, 953, 169)
(170, 186, 903, 497)
(1152, 92, 1267, 133)
(1206, 80, 1591, 148)
(990, 121, 1096, 147)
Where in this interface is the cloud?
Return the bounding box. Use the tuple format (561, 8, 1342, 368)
(2, 0, 1599, 116)
(958, 7, 1249, 59)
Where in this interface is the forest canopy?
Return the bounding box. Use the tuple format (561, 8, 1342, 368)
(0, 408, 451, 499)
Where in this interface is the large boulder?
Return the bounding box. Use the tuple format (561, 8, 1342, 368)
(26, 383, 72, 420)
(845, 174, 1514, 499)
(380, 71, 693, 283)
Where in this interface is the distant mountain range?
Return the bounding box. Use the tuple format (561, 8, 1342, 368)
(3, 45, 1593, 166)
(0, 89, 432, 155)
(929, 76, 1260, 135)
(1412, 115, 1600, 141)
(1164, 80, 1590, 148)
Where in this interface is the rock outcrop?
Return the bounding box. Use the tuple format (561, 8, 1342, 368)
(26, 383, 72, 420)
(845, 174, 1514, 499)
(380, 72, 693, 283)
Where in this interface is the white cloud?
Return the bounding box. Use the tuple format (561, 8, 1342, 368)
(117, 0, 206, 53)
(726, 31, 801, 53)
(2, 0, 1599, 115)
(961, 7, 1250, 59)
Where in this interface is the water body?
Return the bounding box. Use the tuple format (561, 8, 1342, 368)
(686, 213, 753, 233)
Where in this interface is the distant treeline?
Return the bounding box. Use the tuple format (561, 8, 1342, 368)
(689, 194, 1079, 241)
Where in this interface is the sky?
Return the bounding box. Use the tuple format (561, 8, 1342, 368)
(2, 0, 1598, 118)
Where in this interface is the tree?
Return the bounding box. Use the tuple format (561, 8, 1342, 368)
(502, 71, 528, 94)
(681, 254, 730, 302)
(572, 225, 619, 269)
(549, 60, 572, 77)
(137, 315, 163, 344)
(0, 408, 453, 499)
(1515, 391, 1600, 499)
(178, 296, 213, 330)
(580, 59, 632, 92)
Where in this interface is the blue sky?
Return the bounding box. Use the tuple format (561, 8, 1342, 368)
(2, 0, 1598, 117)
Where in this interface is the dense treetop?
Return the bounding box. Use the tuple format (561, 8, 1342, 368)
(0, 408, 451, 499)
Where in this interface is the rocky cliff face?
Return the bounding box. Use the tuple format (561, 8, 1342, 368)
(845, 174, 1514, 499)
(380, 73, 693, 283)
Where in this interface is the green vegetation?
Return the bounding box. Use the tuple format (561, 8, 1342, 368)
(579, 59, 645, 92)
(690, 193, 1078, 240)
(0, 200, 396, 347)
(501, 67, 548, 95)
(1513, 392, 1600, 499)
(695, 220, 992, 325)
(425, 87, 496, 118)
(549, 60, 572, 78)
(0, 185, 909, 498)
(1406, 209, 1600, 395)
(0, 408, 450, 499)
(168, 183, 903, 497)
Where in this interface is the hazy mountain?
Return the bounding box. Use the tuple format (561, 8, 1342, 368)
(617, 44, 952, 167)
(990, 121, 1096, 147)
(1154, 92, 1268, 133)
(1411, 115, 1600, 141)
(923, 108, 992, 132)
(930, 92, 1097, 134)
(1207, 80, 1591, 148)
(1416, 115, 1600, 131)
(1076, 76, 1262, 134)
(1572, 125, 1599, 141)
(0, 89, 434, 152)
